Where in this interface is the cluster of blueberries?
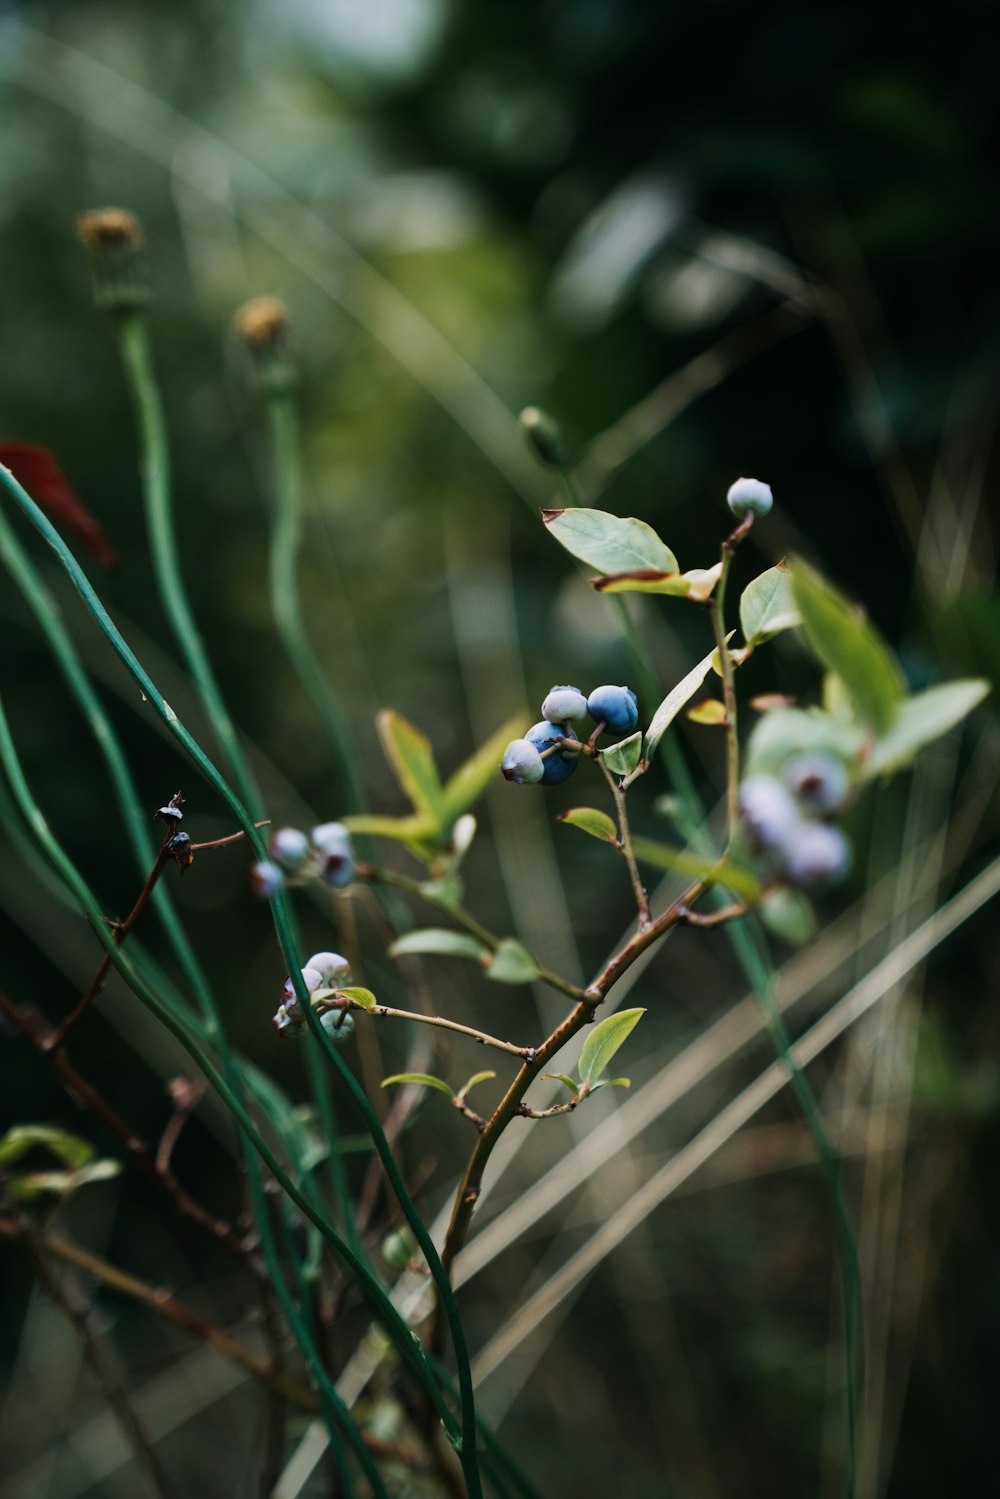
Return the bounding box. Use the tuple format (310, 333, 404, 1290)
(273, 949, 355, 1041)
(739, 756, 852, 890)
(251, 821, 355, 900)
(501, 684, 639, 786)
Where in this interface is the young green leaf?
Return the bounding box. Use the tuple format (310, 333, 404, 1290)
(864, 679, 990, 778)
(578, 1008, 646, 1087)
(542, 507, 678, 576)
(340, 811, 440, 860)
(630, 838, 760, 899)
(381, 1073, 455, 1097)
(740, 564, 801, 646)
(587, 1077, 632, 1093)
(440, 714, 525, 829)
(557, 807, 619, 843)
(686, 699, 727, 726)
(790, 558, 904, 733)
(0, 1124, 95, 1171)
(5, 1158, 121, 1200)
(602, 731, 642, 776)
(388, 929, 491, 963)
(457, 1071, 496, 1100)
(541, 1073, 580, 1097)
(376, 709, 444, 820)
(335, 986, 378, 1011)
(486, 938, 540, 984)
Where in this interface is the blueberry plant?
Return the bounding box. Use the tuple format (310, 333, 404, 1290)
(0, 209, 990, 1499)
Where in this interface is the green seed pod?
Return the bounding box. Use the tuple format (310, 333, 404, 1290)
(382, 1225, 418, 1270)
(519, 406, 564, 469)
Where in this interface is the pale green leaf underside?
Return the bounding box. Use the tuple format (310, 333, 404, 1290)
(388, 929, 490, 962)
(740, 565, 801, 646)
(628, 645, 718, 782)
(602, 731, 642, 776)
(486, 938, 540, 984)
(543, 507, 678, 576)
(865, 679, 990, 777)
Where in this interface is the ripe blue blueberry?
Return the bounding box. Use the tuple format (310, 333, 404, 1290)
(251, 859, 284, 899)
(726, 476, 773, 519)
(541, 685, 589, 723)
(587, 685, 639, 734)
(782, 754, 850, 816)
(501, 738, 545, 784)
(738, 775, 800, 849)
(778, 822, 851, 890)
(269, 826, 311, 870)
(525, 720, 580, 784)
(310, 822, 355, 888)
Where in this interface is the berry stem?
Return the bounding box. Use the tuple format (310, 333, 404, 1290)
(598, 756, 651, 928)
(710, 513, 754, 845)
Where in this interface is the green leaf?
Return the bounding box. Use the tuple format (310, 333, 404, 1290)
(744, 706, 865, 779)
(340, 811, 440, 859)
(336, 986, 378, 1012)
(441, 714, 525, 829)
(602, 732, 642, 776)
(588, 1077, 632, 1092)
(381, 1073, 455, 1097)
(457, 1071, 496, 1099)
(592, 564, 721, 601)
(541, 1073, 580, 1096)
(740, 564, 802, 646)
(0, 1124, 94, 1170)
(760, 888, 817, 945)
(542, 507, 678, 576)
(579, 1009, 646, 1087)
(686, 699, 727, 726)
(864, 679, 990, 778)
(630, 838, 760, 899)
(376, 710, 444, 820)
(388, 929, 491, 963)
(790, 558, 904, 733)
(486, 938, 540, 984)
(5, 1159, 121, 1200)
(557, 807, 619, 843)
(627, 646, 718, 783)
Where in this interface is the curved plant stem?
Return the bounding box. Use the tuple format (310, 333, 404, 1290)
(0, 464, 483, 1496)
(265, 390, 364, 815)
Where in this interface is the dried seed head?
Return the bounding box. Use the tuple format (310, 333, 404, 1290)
(76, 207, 143, 250)
(77, 208, 148, 313)
(233, 296, 297, 395)
(234, 295, 289, 347)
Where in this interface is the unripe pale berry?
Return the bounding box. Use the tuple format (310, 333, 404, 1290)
(382, 1225, 417, 1270)
(541, 685, 589, 723)
(782, 754, 850, 816)
(738, 775, 800, 850)
(525, 720, 580, 785)
(727, 476, 773, 518)
(778, 822, 851, 890)
(320, 1009, 355, 1044)
(310, 822, 355, 888)
(501, 738, 545, 784)
(251, 859, 284, 899)
(587, 685, 639, 734)
(268, 826, 311, 870)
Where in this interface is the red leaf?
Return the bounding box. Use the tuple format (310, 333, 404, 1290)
(0, 442, 118, 569)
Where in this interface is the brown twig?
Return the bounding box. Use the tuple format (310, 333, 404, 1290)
(0, 990, 260, 1274)
(2, 1204, 177, 1499)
